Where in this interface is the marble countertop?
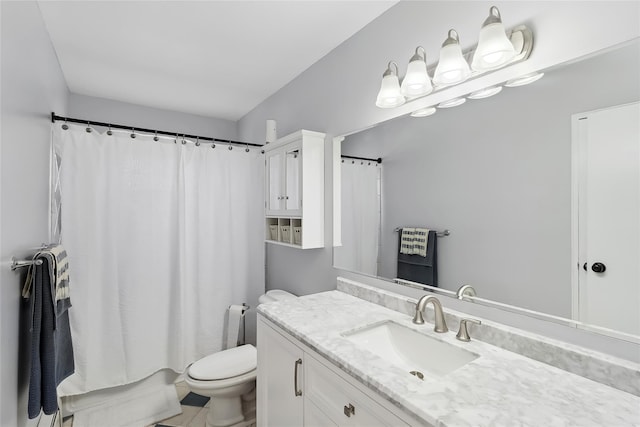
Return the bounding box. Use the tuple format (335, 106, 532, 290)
(258, 290, 640, 427)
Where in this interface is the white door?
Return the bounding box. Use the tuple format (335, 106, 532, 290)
(573, 102, 640, 336)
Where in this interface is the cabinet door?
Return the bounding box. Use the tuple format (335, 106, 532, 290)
(257, 319, 304, 427)
(284, 145, 302, 213)
(304, 399, 338, 427)
(266, 150, 284, 213)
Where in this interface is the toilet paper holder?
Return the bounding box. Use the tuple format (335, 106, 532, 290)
(226, 303, 250, 349)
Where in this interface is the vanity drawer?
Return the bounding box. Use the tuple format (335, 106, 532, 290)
(305, 354, 409, 427)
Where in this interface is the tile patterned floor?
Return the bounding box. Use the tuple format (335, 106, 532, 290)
(152, 382, 210, 427)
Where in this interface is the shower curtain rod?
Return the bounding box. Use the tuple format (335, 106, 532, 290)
(50, 112, 264, 148)
(341, 154, 382, 164)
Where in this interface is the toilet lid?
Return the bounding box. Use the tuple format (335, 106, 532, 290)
(188, 344, 257, 381)
(266, 290, 297, 300)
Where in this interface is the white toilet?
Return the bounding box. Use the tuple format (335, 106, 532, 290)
(185, 290, 296, 427)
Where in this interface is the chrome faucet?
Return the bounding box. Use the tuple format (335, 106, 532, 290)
(412, 295, 448, 333)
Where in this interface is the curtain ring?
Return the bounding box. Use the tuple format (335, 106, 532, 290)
(182, 134, 187, 145)
(153, 131, 159, 142)
(62, 118, 69, 130)
(352, 160, 355, 164)
(107, 124, 113, 136)
(211, 143, 216, 149)
(245, 143, 250, 153)
(130, 128, 136, 139)
(195, 136, 200, 147)
(228, 145, 233, 150)
(341, 159, 344, 163)
(85, 121, 92, 133)
(175, 133, 179, 144)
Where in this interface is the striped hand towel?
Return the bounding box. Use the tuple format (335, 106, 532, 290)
(400, 228, 430, 257)
(22, 244, 70, 301)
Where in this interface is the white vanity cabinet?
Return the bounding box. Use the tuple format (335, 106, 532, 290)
(264, 130, 325, 249)
(257, 316, 413, 427)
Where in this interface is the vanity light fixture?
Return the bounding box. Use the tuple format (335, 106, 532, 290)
(400, 46, 433, 98)
(375, 6, 534, 110)
(437, 97, 466, 108)
(375, 61, 405, 108)
(504, 72, 544, 87)
(433, 30, 472, 87)
(467, 86, 503, 99)
(410, 107, 437, 117)
(471, 6, 517, 71)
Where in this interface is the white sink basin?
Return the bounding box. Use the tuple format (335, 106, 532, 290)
(342, 321, 478, 378)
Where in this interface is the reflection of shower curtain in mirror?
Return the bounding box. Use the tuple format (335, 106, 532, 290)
(50, 124, 263, 396)
(335, 161, 380, 275)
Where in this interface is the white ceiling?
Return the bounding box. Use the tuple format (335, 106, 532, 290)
(38, 1, 397, 121)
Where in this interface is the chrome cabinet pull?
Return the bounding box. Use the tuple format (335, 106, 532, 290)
(343, 403, 355, 417)
(294, 358, 302, 397)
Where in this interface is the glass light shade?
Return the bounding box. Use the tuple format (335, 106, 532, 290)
(467, 86, 503, 99)
(471, 7, 517, 71)
(433, 31, 471, 86)
(505, 72, 544, 87)
(472, 24, 516, 70)
(410, 107, 437, 117)
(376, 73, 405, 108)
(401, 56, 433, 98)
(437, 97, 466, 108)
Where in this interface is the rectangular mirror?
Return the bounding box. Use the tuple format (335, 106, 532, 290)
(334, 39, 640, 340)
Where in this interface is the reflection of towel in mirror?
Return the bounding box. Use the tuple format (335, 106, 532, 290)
(400, 228, 429, 257)
(397, 230, 438, 287)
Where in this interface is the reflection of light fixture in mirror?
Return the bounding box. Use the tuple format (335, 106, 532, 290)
(410, 107, 437, 117)
(467, 86, 503, 99)
(437, 97, 466, 108)
(401, 46, 433, 98)
(471, 6, 516, 71)
(375, 61, 405, 108)
(433, 30, 471, 87)
(505, 72, 544, 87)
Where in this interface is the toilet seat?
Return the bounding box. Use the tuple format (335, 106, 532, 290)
(188, 344, 256, 381)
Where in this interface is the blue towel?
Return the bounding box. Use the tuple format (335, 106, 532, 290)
(27, 256, 74, 419)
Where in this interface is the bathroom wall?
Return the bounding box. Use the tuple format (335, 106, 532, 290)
(237, 1, 640, 354)
(0, 2, 70, 426)
(68, 93, 238, 141)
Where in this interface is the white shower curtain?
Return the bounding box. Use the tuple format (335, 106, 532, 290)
(51, 124, 264, 396)
(334, 161, 380, 276)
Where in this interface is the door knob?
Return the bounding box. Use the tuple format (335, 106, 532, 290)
(591, 262, 606, 273)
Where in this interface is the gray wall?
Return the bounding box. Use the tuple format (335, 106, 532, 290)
(238, 1, 640, 357)
(238, 1, 640, 296)
(68, 93, 238, 141)
(1, 2, 70, 426)
(343, 43, 640, 317)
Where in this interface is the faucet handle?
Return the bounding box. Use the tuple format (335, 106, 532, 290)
(456, 318, 481, 342)
(412, 309, 425, 324)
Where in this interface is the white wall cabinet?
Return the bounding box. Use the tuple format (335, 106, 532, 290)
(264, 130, 325, 249)
(257, 316, 414, 427)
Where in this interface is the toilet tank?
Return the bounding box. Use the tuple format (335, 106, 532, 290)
(258, 289, 297, 304)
